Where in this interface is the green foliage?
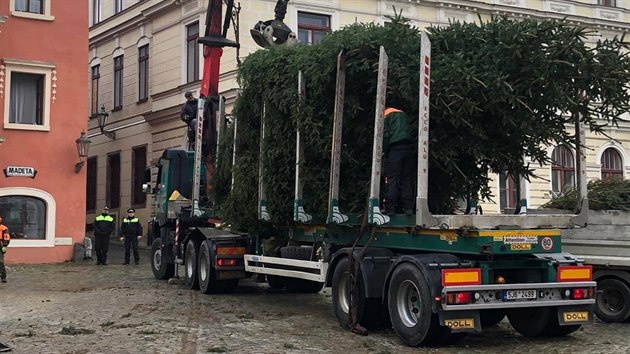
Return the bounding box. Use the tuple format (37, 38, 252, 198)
(213, 15, 630, 230)
(542, 178, 630, 211)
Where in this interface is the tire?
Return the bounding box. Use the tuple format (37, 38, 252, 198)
(595, 278, 630, 323)
(508, 307, 580, 337)
(151, 238, 174, 280)
(332, 257, 389, 330)
(266, 275, 286, 290)
(480, 309, 506, 328)
(184, 239, 201, 290)
(387, 263, 441, 347)
(280, 246, 324, 294)
(280, 246, 313, 260)
(198, 240, 240, 294)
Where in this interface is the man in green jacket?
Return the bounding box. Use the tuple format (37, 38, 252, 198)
(383, 107, 415, 215)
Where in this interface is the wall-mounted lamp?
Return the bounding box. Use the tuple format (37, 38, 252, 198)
(97, 105, 116, 140)
(75, 131, 91, 173)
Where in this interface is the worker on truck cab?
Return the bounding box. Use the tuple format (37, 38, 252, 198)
(383, 107, 415, 215)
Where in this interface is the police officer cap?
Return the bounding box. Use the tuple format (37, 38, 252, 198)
(103, 206, 109, 210)
(185, 91, 193, 98)
(127, 208, 135, 213)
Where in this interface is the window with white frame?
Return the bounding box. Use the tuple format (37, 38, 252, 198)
(138, 45, 149, 102)
(92, 0, 102, 25)
(0, 187, 56, 247)
(10, 0, 54, 20)
(551, 145, 575, 193)
(297, 12, 331, 45)
(598, 0, 617, 7)
(601, 148, 623, 179)
(3, 59, 53, 131)
(499, 172, 518, 211)
(115, 0, 123, 14)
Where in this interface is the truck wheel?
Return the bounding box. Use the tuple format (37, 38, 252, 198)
(332, 257, 389, 330)
(387, 263, 439, 346)
(480, 309, 506, 327)
(151, 238, 174, 280)
(184, 239, 201, 290)
(508, 307, 551, 337)
(595, 278, 630, 323)
(280, 246, 324, 293)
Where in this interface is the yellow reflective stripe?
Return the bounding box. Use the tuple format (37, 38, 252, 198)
(123, 218, 140, 223)
(95, 215, 114, 222)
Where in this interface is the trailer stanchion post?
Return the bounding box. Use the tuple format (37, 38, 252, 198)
(295, 70, 312, 223)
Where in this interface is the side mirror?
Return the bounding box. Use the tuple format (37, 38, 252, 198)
(143, 166, 152, 184)
(142, 183, 153, 194)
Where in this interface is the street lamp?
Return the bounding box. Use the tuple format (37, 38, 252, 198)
(97, 105, 116, 140)
(75, 131, 91, 173)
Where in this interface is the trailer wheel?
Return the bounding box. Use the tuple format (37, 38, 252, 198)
(508, 307, 580, 337)
(332, 257, 389, 330)
(387, 263, 439, 347)
(184, 239, 201, 290)
(266, 275, 286, 290)
(151, 238, 174, 280)
(480, 310, 506, 327)
(595, 278, 630, 323)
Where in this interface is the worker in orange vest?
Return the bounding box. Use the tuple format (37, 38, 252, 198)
(383, 107, 415, 215)
(0, 214, 10, 283)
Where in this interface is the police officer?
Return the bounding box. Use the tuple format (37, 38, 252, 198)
(93, 206, 115, 265)
(119, 208, 142, 265)
(0, 214, 10, 283)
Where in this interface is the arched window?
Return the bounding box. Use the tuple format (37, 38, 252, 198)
(551, 145, 575, 193)
(601, 148, 623, 179)
(0, 195, 47, 239)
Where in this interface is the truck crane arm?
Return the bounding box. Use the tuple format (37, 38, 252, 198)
(250, 0, 298, 48)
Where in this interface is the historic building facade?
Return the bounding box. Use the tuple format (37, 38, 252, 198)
(0, 0, 89, 263)
(87, 0, 629, 225)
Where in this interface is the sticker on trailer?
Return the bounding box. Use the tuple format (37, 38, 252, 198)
(563, 311, 589, 322)
(444, 318, 475, 330)
(510, 244, 532, 251)
(541, 237, 554, 251)
(503, 236, 538, 245)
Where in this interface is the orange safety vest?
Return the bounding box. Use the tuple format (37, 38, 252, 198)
(0, 224, 9, 242)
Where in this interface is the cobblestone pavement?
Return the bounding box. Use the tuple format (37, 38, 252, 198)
(1, 244, 629, 354)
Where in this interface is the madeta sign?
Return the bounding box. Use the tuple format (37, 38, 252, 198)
(4, 166, 37, 178)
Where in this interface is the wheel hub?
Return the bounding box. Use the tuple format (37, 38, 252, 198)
(396, 280, 421, 328)
(153, 249, 162, 271)
(338, 272, 351, 314)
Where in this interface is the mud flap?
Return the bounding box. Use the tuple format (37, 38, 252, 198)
(557, 305, 593, 326)
(438, 310, 481, 332)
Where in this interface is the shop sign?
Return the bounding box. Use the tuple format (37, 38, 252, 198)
(4, 166, 37, 178)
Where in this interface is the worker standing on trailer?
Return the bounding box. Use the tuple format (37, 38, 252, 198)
(181, 91, 199, 150)
(383, 107, 415, 215)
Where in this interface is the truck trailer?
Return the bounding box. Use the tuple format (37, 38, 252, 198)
(143, 14, 597, 344)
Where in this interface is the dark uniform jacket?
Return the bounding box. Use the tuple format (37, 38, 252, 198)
(120, 217, 143, 237)
(93, 214, 115, 237)
(181, 99, 198, 124)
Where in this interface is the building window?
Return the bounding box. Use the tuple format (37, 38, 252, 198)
(138, 45, 149, 102)
(14, 0, 43, 14)
(132, 146, 147, 207)
(92, 0, 101, 24)
(86, 157, 98, 213)
(115, 0, 123, 13)
(601, 148, 623, 179)
(0, 195, 46, 240)
(186, 22, 199, 83)
(91, 65, 100, 116)
(3, 59, 53, 131)
(598, 0, 617, 7)
(297, 12, 331, 45)
(9, 73, 44, 125)
(499, 172, 518, 211)
(551, 145, 575, 193)
(113, 55, 124, 110)
(107, 152, 121, 210)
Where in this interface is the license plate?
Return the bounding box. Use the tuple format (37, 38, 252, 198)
(504, 289, 537, 301)
(563, 311, 589, 322)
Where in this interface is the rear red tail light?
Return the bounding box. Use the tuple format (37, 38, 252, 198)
(217, 258, 237, 266)
(571, 288, 589, 300)
(446, 292, 472, 304)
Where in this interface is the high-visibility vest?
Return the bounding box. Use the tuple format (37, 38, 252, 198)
(95, 215, 114, 222)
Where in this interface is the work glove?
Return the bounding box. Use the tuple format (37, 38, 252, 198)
(1, 246, 7, 254)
